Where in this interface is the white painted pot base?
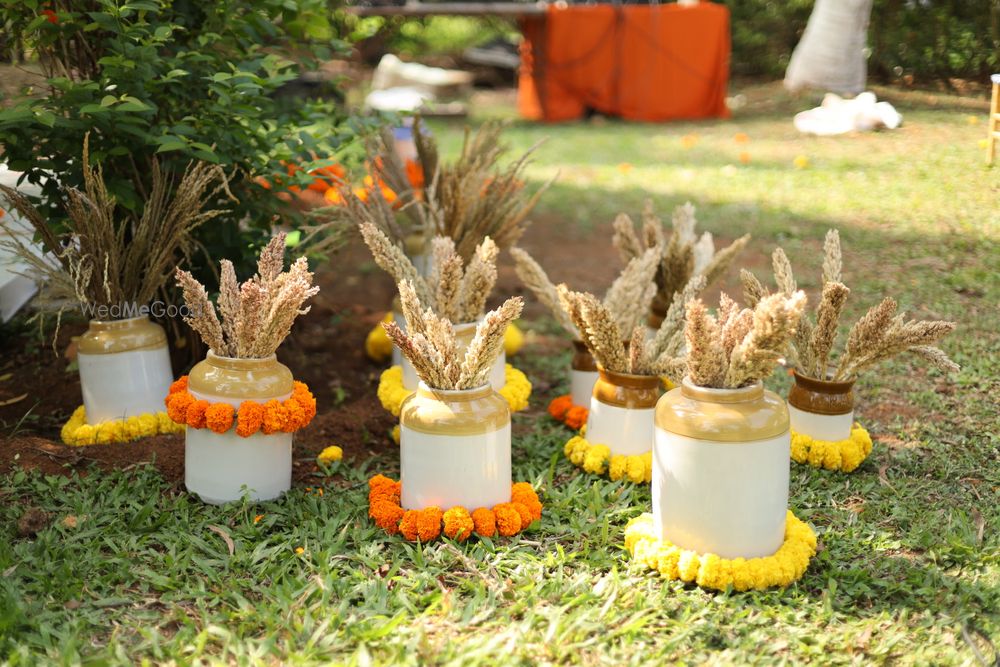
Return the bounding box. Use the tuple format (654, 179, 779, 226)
(78, 347, 173, 424)
(653, 429, 790, 560)
(788, 405, 854, 442)
(570, 368, 599, 407)
(586, 400, 655, 456)
(400, 423, 511, 510)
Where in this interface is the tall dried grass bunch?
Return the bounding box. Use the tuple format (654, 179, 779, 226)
(360, 222, 498, 323)
(0, 135, 231, 320)
(175, 233, 319, 359)
(739, 230, 958, 381)
(613, 201, 749, 314)
(511, 245, 667, 339)
(383, 280, 523, 390)
(683, 290, 808, 389)
(555, 277, 703, 380)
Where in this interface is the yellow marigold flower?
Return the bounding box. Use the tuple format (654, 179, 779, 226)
(793, 155, 809, 170)
(582, 444, 610, 474)
(790, 424, 872, 473)
(566, 435, 651, 483)
(295, 547, 304, 555)
(503, 322, 524, 356)
(365, 314, 395, 362)
(391, 425, 400, 444)
(317, 445, 343, 464)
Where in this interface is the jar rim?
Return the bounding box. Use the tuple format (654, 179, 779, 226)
(597, 367, 661, 389)
(791, 368, 856, 392)
(416, 381, 493, 400)
(680, 377, 764, 403)
(206, 349, 279, 368)
(87, 315, 152, 329)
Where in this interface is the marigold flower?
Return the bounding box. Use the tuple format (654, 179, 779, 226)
(283, 398, 306, 431)
(261, 399, 289, 435)
(236, 401, 264, 437)
(443, 507, 475, 541)
(511, 483, 543, 522)
(185, 399, 210, 429)
(494, 503, 522, 537)
(169, 376, 189, 395)
(734, 132, 749, 143)
(547, 395, 572, 420)
(511, 502, 533, 529)
(205, 403, 235, 434)
(399, 510, 420, 541)
(365, 314, 394, 362)
(317, 445, 343, 464)
(291, 382, 316, 423)
(254, 514, 264, 524)
(471, 508, 496, 538)
(405, 158, 425, 189)
(370, 500, 405, 534)
(417, 507, 443, 541)
(165, 391, 193, 424)
(295, 547, 305, 555)
(564, 406, 588, 430)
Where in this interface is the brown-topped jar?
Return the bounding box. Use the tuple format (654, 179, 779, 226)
(584, 368, 662, 456)
(569, 340, 599, 406)
(787, 369, 856, 441)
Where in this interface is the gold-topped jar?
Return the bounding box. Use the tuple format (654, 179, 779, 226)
(76, 316, 173, 424)
(188, 351, 293, 404)
(653, 377, 790, 559)
(593, 369, 661, 409)
(585, 368, 662, 456)
(400, 381, 512, 510)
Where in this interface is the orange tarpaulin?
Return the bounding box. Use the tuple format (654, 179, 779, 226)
(518, 4, 730, 122)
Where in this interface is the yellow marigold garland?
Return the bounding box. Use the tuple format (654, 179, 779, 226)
(377, 364, 531, 417)
(625, 511, 817, 591)
(791, 423, 873, 473)
(164, 375, 317, 436)
(563, 435, 652, 484)
(368, 474, 543, 541)
(60, 405, 183, 446)
(366, 317, 524, 362)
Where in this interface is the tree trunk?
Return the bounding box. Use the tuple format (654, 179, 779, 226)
(784, 0, 875, 95)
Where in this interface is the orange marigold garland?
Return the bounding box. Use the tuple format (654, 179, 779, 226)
(367, 475, 542, 542)
(165, 375, 316, 437)
(547, 394, 589, 430)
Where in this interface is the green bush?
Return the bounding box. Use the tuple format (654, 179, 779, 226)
(0, 0, 366, 279)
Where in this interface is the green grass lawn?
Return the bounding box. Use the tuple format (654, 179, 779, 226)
(2, 82, 998, 664)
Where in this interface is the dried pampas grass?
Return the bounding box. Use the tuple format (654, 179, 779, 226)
(684, 290, 807, 389)
(361, 222, 499, 323)
(384, 280, 523, 390)
(613, 200, 749, 316)
(175, 233, 319, 358)
(743, 229, 958, 381)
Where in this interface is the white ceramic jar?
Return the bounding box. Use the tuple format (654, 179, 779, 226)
(787, 369, 856, 441)
(77, 316, 173, 423)
(184, 352, 294, 505)
(585, 369, 662, 455)
(653, 378, 790, 559)
(399, 382, 511, 510)
(569, 340, 599, 407)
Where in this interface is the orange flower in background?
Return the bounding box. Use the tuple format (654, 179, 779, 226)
(739, 152, 751, 165)
(405, 159, 425, 190)
(471, 508, 496, 538)
(417, 507, 444, 541)
(185, 399, 210, 429)
(617, 162, 633, 173)
(323, 188, 344, 206)
(494, 503, 522, 537)
(564, 406, 588, 430)
(205, 403, 235, 434)
(548, 395, 572, 421)
(399, 510, 420, 541)
(734, 132, 749, 144)
(41, 9, 58, 23)
(165, 391, 193, 424)
(681, 134, 699, 149)
(236, 401, 264, 437)
(443, 507, 475, 541)
(307, 164, 347, 192)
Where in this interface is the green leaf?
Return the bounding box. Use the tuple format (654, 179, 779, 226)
(155, 138, 187, 153)
(100, 95, 117, 107)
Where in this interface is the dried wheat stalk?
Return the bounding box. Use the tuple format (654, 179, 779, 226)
(613, 200, 749, 316)
(361, 223, 500, 323)
(384, 279, 523, 390)
(510, 247, 579, 336)
(750, 231, 958, 381)
(175, 233, 319, 358)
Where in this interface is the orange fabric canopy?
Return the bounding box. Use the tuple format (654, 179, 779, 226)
(518, 4, 730, 122)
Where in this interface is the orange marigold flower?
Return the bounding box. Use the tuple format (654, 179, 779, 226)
(399, 510, 420, 541)
(168, 376, 189, 395)
(405, 158, 425, 189)
(261, 399, 289, 435)
(510, 483, 543, 522)
(292, 382, 317, 423)
(205, 403, 235, 434)
(564, 406, 588, 430)
(548, 395, 572, 420)
(185, 399, 210, 429)
(443, 507, 475, 542)
(417, 507, 443, 541)
(283, 398, 306, 431)
(471, 507, 496, 538)
(236, 401, 265, 438)
(494, 503, 522, 537)
(370, 500, 405, 535)
(512, 502, 533, 529)
(165, 391, 193, 424)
